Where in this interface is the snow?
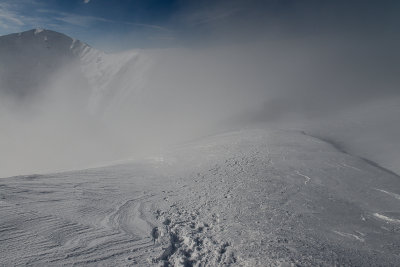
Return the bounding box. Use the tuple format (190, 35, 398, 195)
(34, 28, 44, 35)
(294, 170, 311, 185)
(78, 47, 152, 115)
(375, 188, 400, 200)
(373, 213, 400, 224)
(0, 128, 399, 266)
(332, 231, 365, 242)
(70, 38, 77, 49)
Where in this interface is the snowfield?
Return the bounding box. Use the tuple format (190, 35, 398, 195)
(1, 128, 399, 266)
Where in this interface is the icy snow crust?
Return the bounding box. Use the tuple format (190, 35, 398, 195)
(0, 128, 399, 266)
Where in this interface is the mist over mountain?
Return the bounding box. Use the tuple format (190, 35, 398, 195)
(0, 28, 264, 177)
(1, 27, 400, 178)
(0, 29, 154, 177)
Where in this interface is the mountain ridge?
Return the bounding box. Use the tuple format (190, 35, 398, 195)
(0, 28, 151, 115)
(0, 28, 93, 100)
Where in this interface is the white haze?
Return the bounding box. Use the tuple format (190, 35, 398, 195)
(0, 42, 271, 177)
(1, 1, 400, 177)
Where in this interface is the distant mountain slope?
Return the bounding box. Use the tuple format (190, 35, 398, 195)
(0, 28, 151, 115)
(0, 29, 154, 178)
(0, 29, 87, 98)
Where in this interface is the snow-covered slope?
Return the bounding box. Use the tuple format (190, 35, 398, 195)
(79, 44, 152, 115)
(0, 128, 399, 266)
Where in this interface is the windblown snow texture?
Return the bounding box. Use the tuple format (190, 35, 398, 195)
(0, 129, 399, 266)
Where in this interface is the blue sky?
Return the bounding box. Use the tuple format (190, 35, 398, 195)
(0, 0, 182, 50)
(0, 0, 254, 50)
(0, 0, 399, 51)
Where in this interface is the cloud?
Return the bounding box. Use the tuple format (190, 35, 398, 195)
(180, 7, 240, 27)
(34, 9, 169, 31)
(54, 13, 111, 27)
(125, 22, 170, 32)
(0, 1, 48, 34)
(84, 0, 90, 4)
(0, 12, 24, 26)
(0, 3, 25, 29)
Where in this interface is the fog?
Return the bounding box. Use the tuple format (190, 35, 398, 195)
(1, 0, 400, 177)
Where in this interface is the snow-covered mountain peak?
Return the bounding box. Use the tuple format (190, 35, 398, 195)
(0, 29, 95, 100)
(4, 28, 95, 56)
(0, 29, 152, 115)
